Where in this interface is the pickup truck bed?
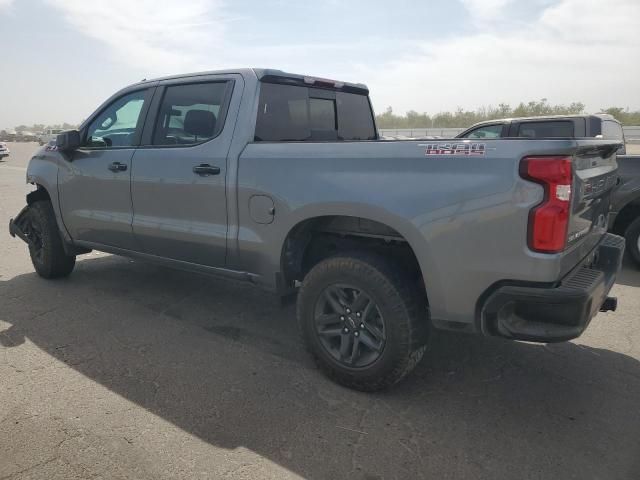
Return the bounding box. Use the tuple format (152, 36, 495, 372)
(9, 68, 625, 390)
(238, 138, 619, 331)
(457, 114, 640, 265)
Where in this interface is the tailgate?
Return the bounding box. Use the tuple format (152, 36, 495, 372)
(567, 142, 619, 252)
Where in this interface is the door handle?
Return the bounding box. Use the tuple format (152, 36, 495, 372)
(108, 162, 128, 172)
(193, 164, 221, 176)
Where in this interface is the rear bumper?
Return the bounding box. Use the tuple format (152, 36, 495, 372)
(480, 233, 625, 342)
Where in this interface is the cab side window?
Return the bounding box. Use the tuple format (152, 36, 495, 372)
(602, 120, 624, 140)
(464, 124, 503, 139)
(84, 90, 148, 148)
(602, 120, 626, 154)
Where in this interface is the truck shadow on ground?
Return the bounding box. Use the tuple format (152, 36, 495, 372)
(1, 255, 639, 479)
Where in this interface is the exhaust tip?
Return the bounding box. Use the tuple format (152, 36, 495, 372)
(600, 296, 618, 312)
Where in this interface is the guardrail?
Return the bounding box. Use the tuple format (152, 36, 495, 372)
(379, 126, 640, 142)
(623, 126, 640, 142)
(379, 128, 465, 138)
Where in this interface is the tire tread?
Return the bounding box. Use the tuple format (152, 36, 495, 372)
(28, 201, 75, 279)
(624, 216, 640, 267)
(297, 252, 428, 391)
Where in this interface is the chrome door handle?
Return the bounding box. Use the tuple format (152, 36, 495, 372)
(193, 164, 220, 176)
(108, 162, 127, 172)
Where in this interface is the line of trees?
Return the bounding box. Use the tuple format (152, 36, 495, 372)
(376, 99, 640, 129)
(9, 123, 78, 134)
(6, 99, 640, 133)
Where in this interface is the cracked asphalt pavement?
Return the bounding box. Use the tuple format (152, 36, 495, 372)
(1, 143, 639, 479)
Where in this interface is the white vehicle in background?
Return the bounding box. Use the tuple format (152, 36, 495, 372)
(38, 128, 63, 146)
(0, 141, 10, 160)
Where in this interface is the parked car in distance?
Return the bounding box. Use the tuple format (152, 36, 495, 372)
(0, 141, 9, 159)
(38, 128, 63, 145)
(457, 114, 640, 267)
(9, 69, 625, 391)
(456, 113, 624, 146)
(0, 131, 17, 142)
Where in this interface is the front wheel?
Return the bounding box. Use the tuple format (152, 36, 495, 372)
(625, 216, 640, 267)
(297, 253, 429, 391)
(25, 201, 76, 278)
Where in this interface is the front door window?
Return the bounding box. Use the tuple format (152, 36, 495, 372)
(84, 90, 148, 148)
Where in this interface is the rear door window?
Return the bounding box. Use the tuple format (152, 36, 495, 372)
(152, 81, 231, 146)
(516, 121, 574, 138)
(254, 83, 376, 142)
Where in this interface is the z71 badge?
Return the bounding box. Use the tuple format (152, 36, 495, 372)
(424, 143, 486, 156)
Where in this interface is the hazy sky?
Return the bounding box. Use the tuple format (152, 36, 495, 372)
(0, 0, 638, 130)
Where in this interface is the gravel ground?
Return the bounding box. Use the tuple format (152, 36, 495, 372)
(1, 143, 639, 480)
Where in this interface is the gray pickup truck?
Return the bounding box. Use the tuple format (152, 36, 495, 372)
(9, 69, 625, 391)
(457, 114, 640, 265)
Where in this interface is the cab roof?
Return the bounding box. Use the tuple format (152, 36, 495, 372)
(132, 68, 369, 94)
(466, 113, 619, 129)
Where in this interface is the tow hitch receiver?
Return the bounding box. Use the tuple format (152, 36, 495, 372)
(600, 296, 618, 312)
(9, 206, 32, 246)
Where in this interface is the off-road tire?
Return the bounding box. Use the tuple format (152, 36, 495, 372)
(297, 252, 429, 391)
(625, 216, 640, 267)
(27, 201, 76, 278)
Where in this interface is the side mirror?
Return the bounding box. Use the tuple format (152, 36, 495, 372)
(56, 130, 81, 152)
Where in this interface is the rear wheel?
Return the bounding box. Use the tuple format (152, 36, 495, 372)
(25, 201, 76, 278)
(297, 253, 429, 391)
(625, 216, 640, 267)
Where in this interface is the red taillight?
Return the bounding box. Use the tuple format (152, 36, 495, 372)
(520, 156, 573, 253)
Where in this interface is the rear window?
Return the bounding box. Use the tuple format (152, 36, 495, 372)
(516, 121, 574, 138)
(254, 83, 376, 142)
